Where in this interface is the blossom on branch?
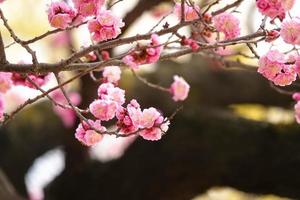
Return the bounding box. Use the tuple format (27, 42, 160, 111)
(256, 0, 295, 21)
(170, 75, 190, 102)
(88, 9, 124, 42)
(116, 99, 142, 135)
(102, 66, 121, 84)
(97, 83, 125, 106)
(258, 50, 297, 86)
(280, 19, 300, 45)
(75, 120, 106, 146)
(11, 73, 49, 89)
(47, 2, 76, 29)
(122, 34, 162, 69)
(89, 99, 118, 121)
(213, 12, 240, 39)
(139, 117, 170, 141)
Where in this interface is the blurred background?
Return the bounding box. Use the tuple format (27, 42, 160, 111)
(1, 0, 300, 200)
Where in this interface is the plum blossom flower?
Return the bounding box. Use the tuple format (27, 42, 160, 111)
(122, 34, 162, 69)
(139, 107, 161, 129)
(272, 65, 297, 86)
(258, 50, 297, 86)
(89, 99, 118, 121)
(280, 19, 300, 45)
(170, 75, 190, 102)
(174, 2, 200, 21)
(50, 90, 81, 128)
(139, 117, 170, 141)
(116, 99, 142, 135)
(213, 12, 240, 39)
(88, 9, 124, 42)
(97, 83, 125, 106)
(72, 0, 105, 17)
(256, 0, 287, 21)
(102, 66, 121, 84)
(0, 72, 12, 93)
(258, 50, 285, 79)
(75, 120, 106, 146)
(47, 2, 76, 29)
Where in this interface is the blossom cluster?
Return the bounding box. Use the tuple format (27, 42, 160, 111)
(253, 1, 300, 124)
(76, 81, 169, 146)
(74, 63, 190, 146)
(256, 0, 295, 21)
(47, 0, 124, 42)
(258, 50, 297, 86)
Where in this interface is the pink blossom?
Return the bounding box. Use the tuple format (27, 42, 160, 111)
(0, 72, 12, 93)
(88, 9, 124, 42)
(11, 73, 49, 89)
(140, 107, 161, 129)
(122, 34, 162, 69)
(50, 90, 81, 128)
(122, 55, 139, 69)
(48, 2, 76, 29)
(97, 83, 125, 106)
(174, 3, 200, 21)
(101, 51, 110, 60)
(258, 50, 297, 86)
(256, 0, 286, 21)
(89, 99, 118, 121)
(116, 100, 142, 135)
(170, 75, 190, 102)
(272, 65, 297, 86)
(103, 66, 121, 84)
(139, 118, 170, 141)
(72, 0, 104, 17)
(181, 38, 200, 52)
(292, 92, 300, 101)
(265, 30, 280, 42)
(213, 12, 240, 39)
(97, 82, 115, 96)
(258, 50, 285, 80)
(105, 87, 125, 106)
(75, 120, 106, 146)
(280, 19, 300, 45)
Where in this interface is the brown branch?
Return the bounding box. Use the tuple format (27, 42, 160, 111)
(0, 31, 6, 64)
